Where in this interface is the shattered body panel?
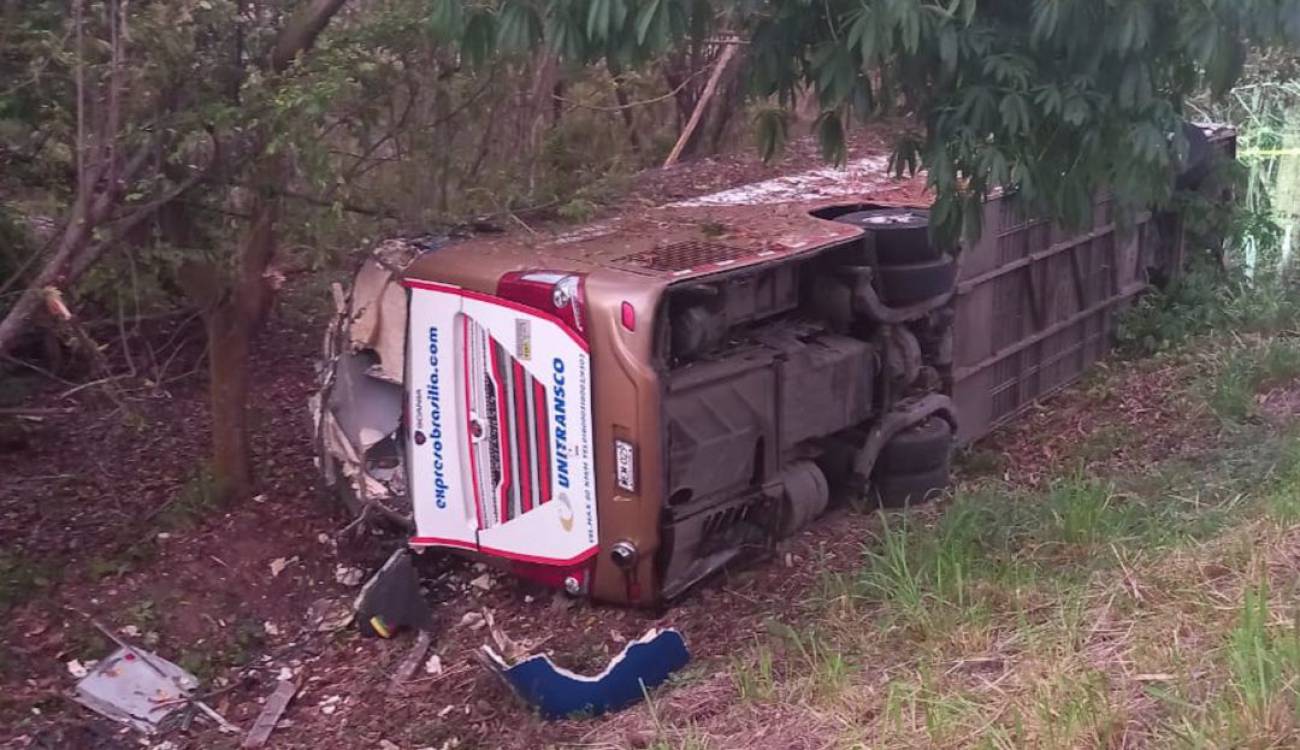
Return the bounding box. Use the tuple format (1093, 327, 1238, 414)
(313, 238, 440, 525)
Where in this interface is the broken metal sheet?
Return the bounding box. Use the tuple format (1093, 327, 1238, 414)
(480, 628, 690, 719)
(346, 259, 393, 352)
(346, 260, 406, 384)
(327, 351, 402, 455)
(72, 646, 200, 734)
(348, 237, 447, 384)
(367, 279, 407, 383)
(353, 549, 433, 638)
(311, 237, 441, 521)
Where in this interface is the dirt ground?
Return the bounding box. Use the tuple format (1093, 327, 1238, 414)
(0, 132, 1231, 750)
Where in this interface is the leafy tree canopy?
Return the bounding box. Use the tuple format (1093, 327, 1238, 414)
(429, 0, 1300, 240)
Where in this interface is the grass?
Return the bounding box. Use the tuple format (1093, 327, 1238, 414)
(157, 462, 226, 531)
(0, 552, 56, 613)
(1207, 338, 1300, 421)
(614, 323, 1300, 749)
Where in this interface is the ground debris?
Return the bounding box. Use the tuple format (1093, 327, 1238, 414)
(241, 679, 298, 749)
(334, 565, 365, 587)
(480, 628, 690, 720)
(389, 630, 434, 690)
(71, 646, 199, 734)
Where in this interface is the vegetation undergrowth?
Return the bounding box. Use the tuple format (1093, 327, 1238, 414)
(695, 332, 1300, 748)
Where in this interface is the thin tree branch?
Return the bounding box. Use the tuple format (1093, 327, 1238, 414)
(269, 0, 350, 73)
(664, 42, 739, 168)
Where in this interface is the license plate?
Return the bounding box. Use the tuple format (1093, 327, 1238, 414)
(614, 440, 636, 493)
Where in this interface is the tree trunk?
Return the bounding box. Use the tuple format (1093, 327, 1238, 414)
(203, 179, 279, 502)
(207, 310, 253, 499)
(201, 0, 347, 500)
(664, 43, 738, 168)
(606, 60, 643, 156)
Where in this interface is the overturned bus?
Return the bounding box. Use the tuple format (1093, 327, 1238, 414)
(312, 125, 1234, 607)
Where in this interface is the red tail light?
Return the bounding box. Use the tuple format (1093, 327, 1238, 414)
(497, 271, 588, 341)
(510, 560, 594, 593)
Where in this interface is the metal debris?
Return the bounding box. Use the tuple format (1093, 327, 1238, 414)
(353, 549, 433, 638)
(71, 646, 200, 734)
(479, 628, 691, 720)
(312, 238, 439, 527)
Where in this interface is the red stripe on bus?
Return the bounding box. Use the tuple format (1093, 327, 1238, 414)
(489, 341, 511, 525)
(512, 360, 532, 513)
(533, 379, 551, 504)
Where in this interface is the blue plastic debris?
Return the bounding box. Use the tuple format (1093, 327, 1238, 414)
(480, 628, 690, 719)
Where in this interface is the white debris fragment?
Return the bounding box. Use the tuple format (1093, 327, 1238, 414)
(335, 565, 365, 587)
(458, 612, 485, 630)
(668, 155, 892, 207)
(253, 494, 267, 503)
(307, 597, 353, 632)
(424, 654, 442, 676)
(277, 666, 294, 681)
(379, 740, 400, 750)
(468, 574, 493, 592)
(66, 659, 89, 679)
(319, 695, 341, 715)
(317, 532, 331, 545)
(269, 556, 297, 578)
(437, 704, 455, 718)
(263, 622, 281, 637)
(120, 625, 141, 638)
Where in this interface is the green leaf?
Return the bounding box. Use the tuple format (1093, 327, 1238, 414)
(1031, 0, 1059, 42)
(1062, 94, 1089, 126)
(938, 24, 957, 73)
(497, 2, 542, 52)
(635, 0, 663, 45)
(547, 11, 584, 59)
(588, 0, 611, 40)
(463, 11, 497, 66)
(847, 6, 879, 65)
(754, 107, 788, 163)
(897, 1, 921, 54)
(889, 133, 923, 177)
(815, 111, 846, 166)
(428, 0, 464, 40)
(812, 42, 856, 109)
(1033, 85, 1062, 117)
